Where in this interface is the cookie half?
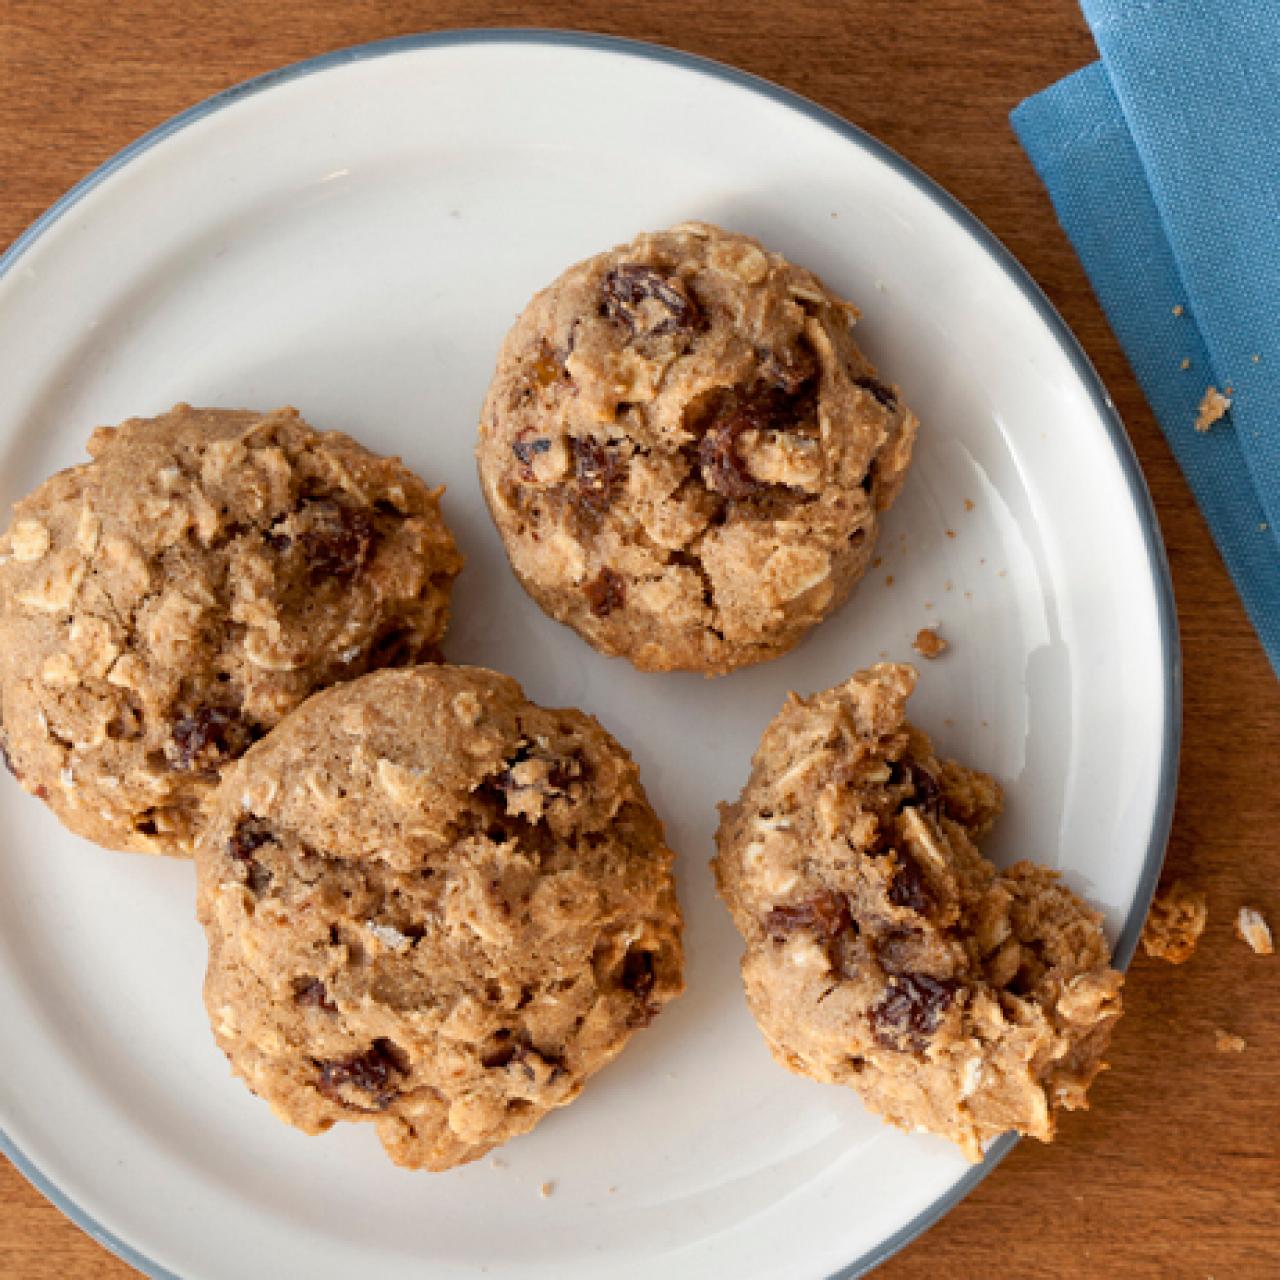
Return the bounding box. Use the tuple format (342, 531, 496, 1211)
(0, 405, 462, 855)
(196, 664, 684, 1171)
(713, 663, 1123, 1159)
(477, 222, 917, 674)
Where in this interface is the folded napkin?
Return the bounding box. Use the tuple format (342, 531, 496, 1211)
(1012, 0, 1280, 678)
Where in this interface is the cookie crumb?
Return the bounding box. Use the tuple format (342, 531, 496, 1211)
(1194, 386, 1231, 432)
(945, 528, 956, 539)
(1141, 881, 1207, 964)
(540, 1181, 556, 1199)
(1252, 353, 1261, 363)
(1179, 357, 1191, 371)
(913, 627, 947, 659)
(885, 575, 894, 588)
(490, 1156, 508, 1169)
(1214, 1028, 1247, 1054)
(963, 498, 974, 512)
(1171, 303, 1185, 316)
(1235, 906, 1274, 956)
(872, 556, 883, 568)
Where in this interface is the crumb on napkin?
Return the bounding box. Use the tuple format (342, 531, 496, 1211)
(1195, 386, 1232, 432)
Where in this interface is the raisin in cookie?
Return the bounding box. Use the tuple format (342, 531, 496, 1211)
(477, 223, 917, 675)
(0, 405, 462, 856)
(195, 664, 683, 1171)
(713, 664, 1123, 1159)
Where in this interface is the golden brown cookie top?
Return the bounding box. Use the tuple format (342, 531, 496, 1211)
(196, 664, 684, 1170)
(477, 223, 917, 674)
(0, 404, 461, 855)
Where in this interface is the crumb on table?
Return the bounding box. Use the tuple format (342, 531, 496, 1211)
(1235, 906, 1274, 956)
(1172, 303, 1185, 316)
(1214, 1028, 1247, 1054)
(1179, 357, 1191, 371)
(1195, 386, 1232, 432)
(913, 626, 947, 659)
(1140, 881, 1207, 964)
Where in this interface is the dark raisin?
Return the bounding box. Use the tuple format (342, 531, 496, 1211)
(245, 861, 273, 896)
(571, 437, 625, 518)
(315, 1038, 407, 1109)
(293, 977, 336, 1011)
(482, 743, 582, 811)
(601, 264, 702, 337)
(227, 816, 274, 862)
(365, 626, 421, 670)
(295, 500, 376, 581)
(759, 343, 817, 394)
(512, 436, 552, 467)
(482, 1044, 517, 1069)
(869, 973, 961, 1050)
(698, 402, 766, 500)
(888, 850, 932, 914)
(0, 736, 19, 782)
(622, 950, 661, 1027)
(890, 759, 942, 816)
(171, 707, 254, 774)
(854, 375, 897, 409)
(621, 949, 656, 1001)
(765, 890, 853, 940)
(583, 567, 625, 618)
(263, 529, 292, 552)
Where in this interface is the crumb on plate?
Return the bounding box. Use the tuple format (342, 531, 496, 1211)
(913, 626, 947, 659)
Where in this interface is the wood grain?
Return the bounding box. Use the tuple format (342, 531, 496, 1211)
(2, 1, 1278, 1276)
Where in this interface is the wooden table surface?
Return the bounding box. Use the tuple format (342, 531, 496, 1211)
(2, 1, 1277, 1276)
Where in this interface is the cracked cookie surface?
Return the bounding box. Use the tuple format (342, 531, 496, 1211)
(713, 664, 1123, 1159)
(195, 664, 684, 1171)
(477, 223, 918, 674)
(0, 404, 462, 855)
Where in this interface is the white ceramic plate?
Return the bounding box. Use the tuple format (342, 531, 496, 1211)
(0, 31, 1178, 1280)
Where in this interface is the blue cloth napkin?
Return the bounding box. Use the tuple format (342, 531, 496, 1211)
(1011, 0, 1280, 678)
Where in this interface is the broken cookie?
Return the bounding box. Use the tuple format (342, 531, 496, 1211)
(712, 663, 1123, 1160)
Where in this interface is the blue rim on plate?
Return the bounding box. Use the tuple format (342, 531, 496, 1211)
(0, 27, 1181, 1280)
